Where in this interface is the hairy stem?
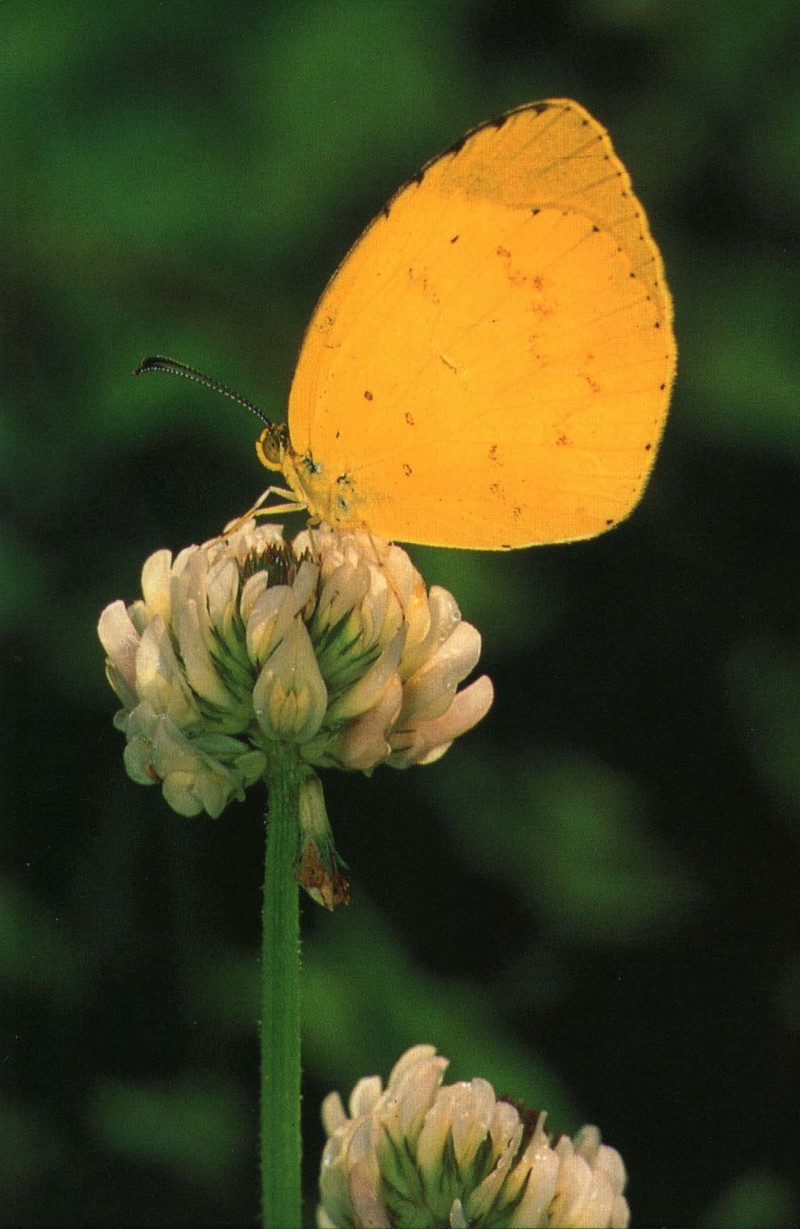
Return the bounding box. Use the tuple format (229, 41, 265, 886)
(261, 755, 303, 1227)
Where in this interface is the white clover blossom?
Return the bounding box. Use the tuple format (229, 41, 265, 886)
(318, 1045, 630, 1229)
(99, 520, 492, 899)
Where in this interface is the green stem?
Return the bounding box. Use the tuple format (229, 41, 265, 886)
(261, 754, 303, 1228)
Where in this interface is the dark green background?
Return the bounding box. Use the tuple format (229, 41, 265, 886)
(5, 1, 800, 1225)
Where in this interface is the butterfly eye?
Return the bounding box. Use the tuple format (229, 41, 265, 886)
(256, 423, 290, 470)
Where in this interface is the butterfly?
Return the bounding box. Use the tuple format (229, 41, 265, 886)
(138, 99, 675, 551)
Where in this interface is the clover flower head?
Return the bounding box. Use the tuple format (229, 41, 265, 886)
(318, 1045, 630, 1228)
(99, 519, 492, 901)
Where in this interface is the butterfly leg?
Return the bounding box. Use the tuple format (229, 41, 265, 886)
(246, 484, 306, 518)
(222, 485, 307, 535)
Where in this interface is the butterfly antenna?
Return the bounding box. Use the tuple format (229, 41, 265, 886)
(133, 355, 271, 426)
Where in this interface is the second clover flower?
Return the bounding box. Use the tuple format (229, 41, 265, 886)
(319, 1045, 631, 1228)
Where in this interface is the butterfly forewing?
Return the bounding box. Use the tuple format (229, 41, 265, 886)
(287, 99, 675, 549)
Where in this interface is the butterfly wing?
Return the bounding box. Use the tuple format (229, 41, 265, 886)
(287, 99, 676, 549)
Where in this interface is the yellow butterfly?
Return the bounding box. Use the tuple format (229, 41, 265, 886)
(138, 99, 675, 550)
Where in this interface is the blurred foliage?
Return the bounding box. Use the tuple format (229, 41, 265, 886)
(4, 0, 800, 1225)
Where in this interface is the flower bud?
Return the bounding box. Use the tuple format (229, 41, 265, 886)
(294, 775, 350, 909)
